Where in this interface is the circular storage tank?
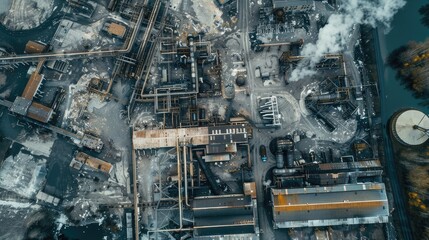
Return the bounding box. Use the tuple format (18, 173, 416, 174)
(236, 75, 246, 86)
(391, 109, 429, 146)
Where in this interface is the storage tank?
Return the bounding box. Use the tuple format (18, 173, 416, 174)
(390, 109, 429, 146)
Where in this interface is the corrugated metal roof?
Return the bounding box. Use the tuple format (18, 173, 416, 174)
(273, 0, 313, 9)
(193, 195, 256, 237)
(26, 102, 53, 123)
(133, 125, 248, 149)
(271, 183, 389, 228)
(22, 72, 43, 100)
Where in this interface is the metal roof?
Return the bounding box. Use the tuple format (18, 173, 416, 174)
(202, 154, 231, 162)
(133, 127, 209, 149)
(206, 143, 237, 154)
(271, 183, 389, 228)
(273, 0, 313, 9)
(22, 72, 43, 100)
(26, 102, 53, 123)
(208, 125, 247, 144)
(72, 152, 112, 174)
(10, 97, 32, 116)
(304, 159, 382, 173)
(133, 125, 248, 149)
(193, 195, 256, 236)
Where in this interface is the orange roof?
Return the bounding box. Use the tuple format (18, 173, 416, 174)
(107, 23, 126, 38)
(75, 152, 113, 174)
(273, 200, 385, 212)
(26, 102, 53, 123)
(22, 72, 43, 100)
(25, 41, 47, 54)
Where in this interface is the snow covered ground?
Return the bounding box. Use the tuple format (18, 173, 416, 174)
(19, 134, 55, 157)
(63, 72, 108, 134)
(192, 0, 223, 32)
(0, 149, 47, 198)
(0, 0, 13, 15)
(1, 0, 55, 30)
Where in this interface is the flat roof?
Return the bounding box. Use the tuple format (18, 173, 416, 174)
(26, 102, 53, 123)
(244, 182, 257, 199)
(25, 41, 47, 54)
(208, 125, 247, 144)
(193, 195, 252, 211)
(304, 159, 382, 172)
(194, 226, 256, 238)
(193, 195, 256, 236)
(206, 143, 237, 154)
(133, 125, 248, 149)
(74, 152, 112, 174)
(273, 0, 313, 9)
(202, 154, 231, 162)
(107, 22, 126, 37)
(22, 72, 43, 100)
(271, 183, 389, 228)
(10, 97, 32, 116)
(133, 127, 209, 149)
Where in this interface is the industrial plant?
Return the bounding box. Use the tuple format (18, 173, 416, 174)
(0, 0, 419, 239)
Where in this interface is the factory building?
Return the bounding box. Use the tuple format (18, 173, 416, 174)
(133, 125, 248, 149)
(70, 152, 112, 179)
(192, 193, 259, 239)
(271, 183, 389, 228)
(103, 22, 127, 39)
(24, 41, 48, 54)
(22, 72, 44, 100)
(273, 0, 315, 12)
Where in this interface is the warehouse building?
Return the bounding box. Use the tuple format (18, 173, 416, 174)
(272, 0, 314, 12)
(192, 194, 259, 239)
(271, 183, 389, 228)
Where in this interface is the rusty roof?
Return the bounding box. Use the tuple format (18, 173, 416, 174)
(107, 23, 126, 37)
(26, 102, 53, 123)
(25, 41, 47, 54)
(133, 127, 209, 149)
(74, 152, 112, 174)
(22, 72, 43, 100)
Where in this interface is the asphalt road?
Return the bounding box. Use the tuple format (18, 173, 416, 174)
(237, 1, 276, 239)
(374, 27, 414, 240)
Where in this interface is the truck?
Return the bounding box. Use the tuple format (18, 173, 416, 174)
(260, 145, 267, 162)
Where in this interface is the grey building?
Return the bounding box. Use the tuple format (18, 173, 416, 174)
(192, 195, 259, 239)
(273, 0, 315, 12)
(271, 183, 389, 228)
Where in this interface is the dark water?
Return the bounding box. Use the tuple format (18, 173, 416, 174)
(381, 0, 429, 116)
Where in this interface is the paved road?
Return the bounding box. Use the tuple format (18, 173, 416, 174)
(238, 0, 258, 122)
(237, 1, 276, 239)
(374, 27, 414, 240)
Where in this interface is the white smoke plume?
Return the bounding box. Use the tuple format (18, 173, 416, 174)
(289, 0, 406, 81)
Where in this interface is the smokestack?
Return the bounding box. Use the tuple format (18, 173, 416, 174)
(290, 0, 406, 81)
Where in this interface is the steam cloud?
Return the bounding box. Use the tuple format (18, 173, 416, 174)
(289, 0, 406, 81)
